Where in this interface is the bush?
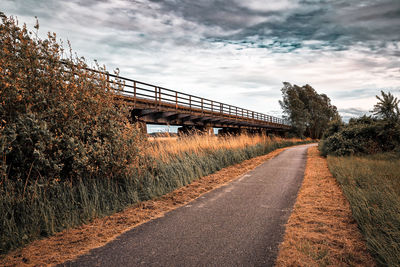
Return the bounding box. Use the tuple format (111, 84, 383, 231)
(319, 116, 400, 156)
(0, 13, 143, 185)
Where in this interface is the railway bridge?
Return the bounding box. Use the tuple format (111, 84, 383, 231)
(104, 71, 291, 135)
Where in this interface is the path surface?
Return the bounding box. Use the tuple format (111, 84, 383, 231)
(62, 144, 314, 267)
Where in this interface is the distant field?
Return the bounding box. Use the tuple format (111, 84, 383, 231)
(328, 153, 400, 266)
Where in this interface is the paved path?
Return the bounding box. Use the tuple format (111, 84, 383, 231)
(62, 144, 314, 267)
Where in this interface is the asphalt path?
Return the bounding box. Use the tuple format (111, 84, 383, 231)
(62, 144, 314, 267)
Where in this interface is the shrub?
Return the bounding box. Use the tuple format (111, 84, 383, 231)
(0, 13, 143, 185)
(319, 116, 400, 156)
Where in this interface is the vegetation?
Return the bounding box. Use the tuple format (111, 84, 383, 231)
(328, 154, 400, 266)
(319, 91, 400, 156)
(320, 92, 400, 265)
(0, 14, 312, 254)
(279, 82, 338, 139)
(372, 91, 400, 122)
(0, 13, 143, 185)
(0, 12, 144, 254)
(146, 134, 302, 160)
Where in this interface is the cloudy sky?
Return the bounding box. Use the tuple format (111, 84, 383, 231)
(2, 0, 400, 130)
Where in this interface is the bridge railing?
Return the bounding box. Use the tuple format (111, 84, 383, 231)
(81, 66, 290, 127)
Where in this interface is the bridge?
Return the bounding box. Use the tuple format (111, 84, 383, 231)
(103, 70, 291, 135)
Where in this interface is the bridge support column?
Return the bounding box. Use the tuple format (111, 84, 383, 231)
(178, 126, 214, 136)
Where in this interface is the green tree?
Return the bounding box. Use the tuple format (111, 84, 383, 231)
(372, 91, 400, 122)
(279, 82, 338, 139)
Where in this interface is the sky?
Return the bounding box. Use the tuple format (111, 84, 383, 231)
(2, 0, 400, 132)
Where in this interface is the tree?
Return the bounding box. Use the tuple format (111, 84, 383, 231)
(372, 91, 400, 122)
(279, 82, 338, 139)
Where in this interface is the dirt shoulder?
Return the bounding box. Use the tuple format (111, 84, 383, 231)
(275, 146, 375, 266)
(1, 147, 291, 266)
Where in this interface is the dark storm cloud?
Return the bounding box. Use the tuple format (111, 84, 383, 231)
(9, 0, 399, 53)
(148, 0, 283, 31)
(150, 0, 400, 52)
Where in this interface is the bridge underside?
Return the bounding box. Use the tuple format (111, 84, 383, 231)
(132, 108, 287, 135)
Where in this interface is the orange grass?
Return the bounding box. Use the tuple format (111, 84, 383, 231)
(275, 146, 375, 266)
(146, 134, 304, 161)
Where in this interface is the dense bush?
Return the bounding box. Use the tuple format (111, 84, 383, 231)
(320, 89, 400, 156)
(0, 13, 143, 184)
(319, 116, 400, 156)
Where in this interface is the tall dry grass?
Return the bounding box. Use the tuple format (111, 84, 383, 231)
(146, 134, 304, 161)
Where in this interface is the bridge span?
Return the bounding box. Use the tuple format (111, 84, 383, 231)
(104, 70, 290, 135)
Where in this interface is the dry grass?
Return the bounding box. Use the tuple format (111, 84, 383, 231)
(0, 146, 290, 266)
(146, 134, 304, 161)
(275, 146, 375, 267)
(148, 136, 178, 142)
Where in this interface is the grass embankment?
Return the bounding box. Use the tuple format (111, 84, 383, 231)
(276, 146, 375, 266)
(1, 135, 311, 255)
(0, 144, 292, 266)
(328, 153, 400, 266)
